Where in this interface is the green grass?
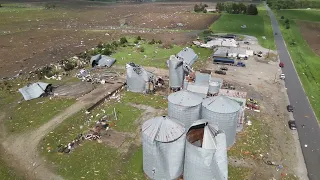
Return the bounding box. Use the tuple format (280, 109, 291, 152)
(5, 97, 75, 133)
(276, 9, 320, 22)
(283, 174, 299, 180)
(0, 157, 24, 180)
(278, 19, 320, 121)
(228, 117, 270, 158)
(121, 91, 168, 109)
(228, 166, 252, 180)
(210, 5, 275, 50)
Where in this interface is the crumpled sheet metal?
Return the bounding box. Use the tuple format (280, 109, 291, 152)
(18, 82, 50, 101)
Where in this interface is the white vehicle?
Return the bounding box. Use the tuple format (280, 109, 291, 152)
(280, 73, 285, 80)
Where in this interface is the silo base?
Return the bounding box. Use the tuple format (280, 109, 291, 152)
(143, 173, 183, 180)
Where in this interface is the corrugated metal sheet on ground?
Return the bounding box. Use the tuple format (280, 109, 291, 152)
(19, 82, 50, 101)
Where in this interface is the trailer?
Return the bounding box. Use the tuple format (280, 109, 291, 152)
(213, 57, 246, 67)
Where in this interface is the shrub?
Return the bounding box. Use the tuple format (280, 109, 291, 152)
(157, 40, 162, 44)
(112, 41, 118, 47)
(281, 16, 284, 19)
(134, 40, 139, 44)
(203, 9, 207, 13)
(285, 19, 290, 24)
(286, 23, 290, 29)
(136, 36, 142, 41)
(101, 48, 112, 56)
(44, 3, 56, 9)
(63, 60, 77, 71)
(120, 37, 128, 44)
(204, 4, 208, 7)
(140, 47, 145, 52)
(97, 42, 104, 49)
(149, 39, 156, 45)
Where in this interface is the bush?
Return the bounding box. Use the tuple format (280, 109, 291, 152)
(204, 4, 208, 7)
(120, 37, 128, 44)
(149, 39, 156, 45)
(101, 48, 112, 56)
(44, 3, 56, 9)
(134, 40, 139, 44)
(97, 42, 104, 49)
(203, 9, 207, 13)
(136, 36, 142, 41)
(157, 40, 162, 44)
(286, 23, 290, 29)
(281, 16, 284, 19)
(112, 41, 118, 47)
(285, 19, 290, 24)
(140, 47, 145, 52)
(63, 60, 77, 71)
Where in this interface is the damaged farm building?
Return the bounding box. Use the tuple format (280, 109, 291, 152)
(142, 116, 186, 180)
(90, 54, 116, 68)
(126, 62, 155, 94)
(184, 120, 227, 180)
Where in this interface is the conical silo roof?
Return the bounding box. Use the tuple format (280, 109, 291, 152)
(202, 96, 240, 114)
(168, 90, 203, 107)
(142, 116, 185, 142)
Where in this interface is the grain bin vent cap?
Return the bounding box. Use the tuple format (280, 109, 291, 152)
(168, 90, 203, 107)
(142, 116, 185, 142)
(203, 96, 240, 113)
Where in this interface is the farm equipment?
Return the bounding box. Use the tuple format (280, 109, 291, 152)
(246, 98, 260, 110)
(279, 62, 284, 68)
(215, 70, 226, 75)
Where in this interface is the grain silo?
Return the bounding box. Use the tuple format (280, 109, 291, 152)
(142, 116, 186, 180)
(202, 96, 240, 147)
(184, 120, 227, 180)
(169, 55, 184, 89)
(168, 90, 203, 128)
(208, 81, 220, 95)
(126, 62, 154, 93)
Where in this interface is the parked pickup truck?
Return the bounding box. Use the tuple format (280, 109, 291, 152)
(213, 57, 246, 67)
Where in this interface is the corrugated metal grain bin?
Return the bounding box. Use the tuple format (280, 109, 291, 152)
(142, 116, 186, 180)
(184, 120, 227, 180)
(169, 55, 184, 88)
(126, 63, 153, 93)
(208, 81, 220, 95)
(201, 96, 240, 147)
(168, 90, 203, 128)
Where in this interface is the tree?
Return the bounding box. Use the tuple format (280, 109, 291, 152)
(285, 18, 290, 24)
(136, 36, 142, 40)
(281, 16, 284, 19)
(194, 4, 200, 12)
(120, 37, 128, 44)
(203, 9, 207, 13)
(238, 3, 247, 14)
(112, 41, 118, 47)
(232, 3, 240, 14)
(247, 4, 258, 15)
(216, 2, 225, 12)
(204, 4, 208, 8)
(286, 23, 290, 29)
(149, 39, 156, 45)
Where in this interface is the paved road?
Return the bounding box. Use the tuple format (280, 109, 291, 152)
(265, 4, 320, 180)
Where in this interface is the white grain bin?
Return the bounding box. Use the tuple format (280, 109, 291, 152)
(202, 96, 240, 147)
(169, 55, 184, 89)
(126, 62, 154, 93)
(208, 81, 220, 95)
(168, 90, 203, 128)
(184, 120, 227, 180)
(142, 116, 186, 180)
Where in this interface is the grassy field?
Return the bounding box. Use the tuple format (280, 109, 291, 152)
(228, 117, 270, 158)
(276, 9, 320, 22)
(228, 166, 252, 180)
(111, 39, 211, 69)
(0, 157, 23, 180)
(39, 91, 169, 179)
(210, 5, 275, 50)
(276, 10, 320, 120)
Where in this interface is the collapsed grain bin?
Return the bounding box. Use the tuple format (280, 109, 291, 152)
(184, 120, 227, 180)
(168, 90, 203, 128)
(126, 62, 155, 93)
(169, 55, 184, 89)
(142, 116, 186, 180)
(201, 96, 240, 147)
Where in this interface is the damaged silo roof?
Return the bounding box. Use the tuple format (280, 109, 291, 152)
(142, 116, 185, 142)
(90, 54, 116, 68)
(168, 90, 203, 107)
(176, 47, 198, 66)
(18, 82, 52, 101)
(202, 96, 240, 114)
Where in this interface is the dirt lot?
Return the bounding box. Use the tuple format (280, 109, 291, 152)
(0, 1, 218, 78)
(297, 21, 320, 56)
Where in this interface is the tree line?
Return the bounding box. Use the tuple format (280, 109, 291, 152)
(267, 0, 320, 9)
(216, 2, 258, 15)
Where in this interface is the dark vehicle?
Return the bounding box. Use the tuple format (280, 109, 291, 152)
(279, 62, 284, 68)
(275, 32, 278, 35)
(287, 105, 294, 112)
(237, 62, 246, 67)
(215, 70, 226, 75)
(213, 57, 235, 64)
(220, 66, 228, 71)
(244, 41, 250, 45)
(288, 120, 297, 130)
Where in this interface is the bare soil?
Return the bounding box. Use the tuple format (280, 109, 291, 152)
(297, 21, 320, 56)
(0, 1, 218, 78)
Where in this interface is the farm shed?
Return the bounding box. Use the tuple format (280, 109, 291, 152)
(202, 96, 240, 147)
(184, 120, 227, 180)
(142, 116, 186, 180)
(19, 82, 52, 101)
